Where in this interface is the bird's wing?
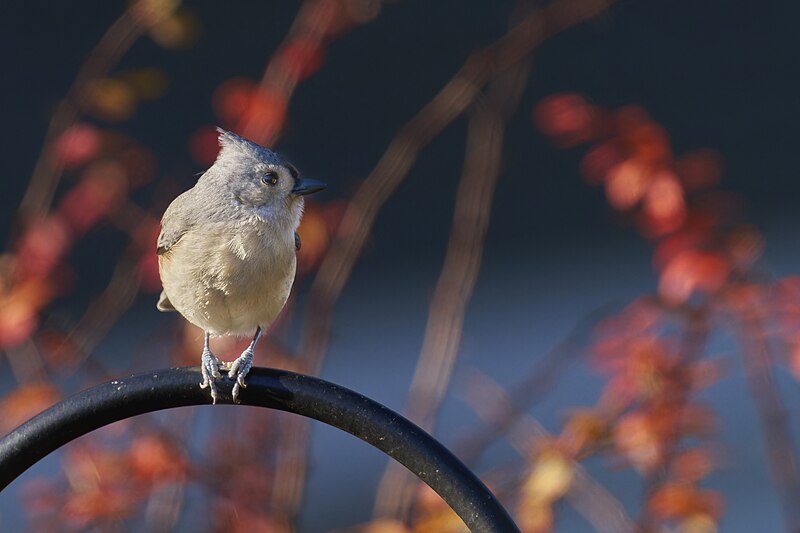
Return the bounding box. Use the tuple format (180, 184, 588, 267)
(156, 193, 194, 313)
(156, 191, 193, 257)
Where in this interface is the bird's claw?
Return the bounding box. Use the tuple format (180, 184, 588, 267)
(227, 349, 254, 403)
(199, 349, 222, 404)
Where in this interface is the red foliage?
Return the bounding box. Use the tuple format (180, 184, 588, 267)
(0, 383, 60, 432)
(659, 249, 731, 305)
(533, 93, 598, 147)
(58, 161, 128, 234)
(52, 123, 102, 169)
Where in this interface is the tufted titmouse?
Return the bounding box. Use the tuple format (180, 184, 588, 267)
(156, 128, 325, 403)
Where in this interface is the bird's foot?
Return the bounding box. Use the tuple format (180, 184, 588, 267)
(199, 349, 222, 404)
(226, 348, 254, 404)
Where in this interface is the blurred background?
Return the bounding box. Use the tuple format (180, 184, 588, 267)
(2, 0, 800, 531)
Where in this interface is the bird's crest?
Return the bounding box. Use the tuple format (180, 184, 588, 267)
(216, 128, 284, 166)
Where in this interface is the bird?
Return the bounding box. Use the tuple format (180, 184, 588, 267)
(156, 128, 325, 403)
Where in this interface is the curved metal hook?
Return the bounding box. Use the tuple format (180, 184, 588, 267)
(0, 366, 519, 532)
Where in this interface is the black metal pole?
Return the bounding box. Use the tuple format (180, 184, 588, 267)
(0, 366, 519, 532)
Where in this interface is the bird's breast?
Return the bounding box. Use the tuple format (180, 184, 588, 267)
(216, 227, 296, 328)
(160, 223, 297, 335)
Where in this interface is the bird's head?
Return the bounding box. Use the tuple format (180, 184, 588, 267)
(203, 128, 325, 227)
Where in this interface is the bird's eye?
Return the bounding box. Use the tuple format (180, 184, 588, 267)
(262, 172, 279, 186)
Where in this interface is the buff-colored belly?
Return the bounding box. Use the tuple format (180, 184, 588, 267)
(159, 226, 296, 336)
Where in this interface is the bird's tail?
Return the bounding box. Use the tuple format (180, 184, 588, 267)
(156, 291, 176, 312)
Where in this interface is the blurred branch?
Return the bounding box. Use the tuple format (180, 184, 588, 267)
(272, 0, 619, 523)
(567, 463, 636, 533)
(454, 305, 613, 467)
(17, 0, 166, 223)
(734, 287, 800, 532)
(4, 339, 47, 384)
(59, 249, 142, 371)
(372, 55, 531, 522)
(463, 370, 636, 533)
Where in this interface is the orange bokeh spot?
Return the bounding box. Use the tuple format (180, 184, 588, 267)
(522, 449, 574, 503)
(653, 225, 709, 272)
(239, 88, 288, 144)
(640, 171, 687, 237)
(0, 382, 60, 432)
(215, 78, 289, 143)
(579, 141, 622, 185)
(516, 502, 553, 533)
(148, 7, 200, 49)
(58, 161, 128, 233)
(213, 77, 258, 124)
(605, 159, 648, 210)
(52, 123, 102, 169)
(17, 215, 71, 276)
(626, 122, 671, 164)
(129, 435, 187, 482)
(534, 93, 596, 147)
(63, 489, 135, 527)
(649, 483, 723, 521)
(673, 448, 715, 483)
(658, 250, 731, 305)
(643, 171, 684, 220)
(613, 411, 662, 472)
(61, 444, 138, 527)
(0, 300, 37, 349)
(85, 78, 137, 122)
(560, 409, 608, 455)
(680, 513, 720, 533)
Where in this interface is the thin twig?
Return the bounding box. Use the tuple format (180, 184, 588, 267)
(60, 250, 142, 369)
(733, 286, 800, 532)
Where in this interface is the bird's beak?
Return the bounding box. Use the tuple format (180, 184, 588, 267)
(291, 177, 327, 196)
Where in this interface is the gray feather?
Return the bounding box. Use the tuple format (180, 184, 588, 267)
(157, 190, 194, 256)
